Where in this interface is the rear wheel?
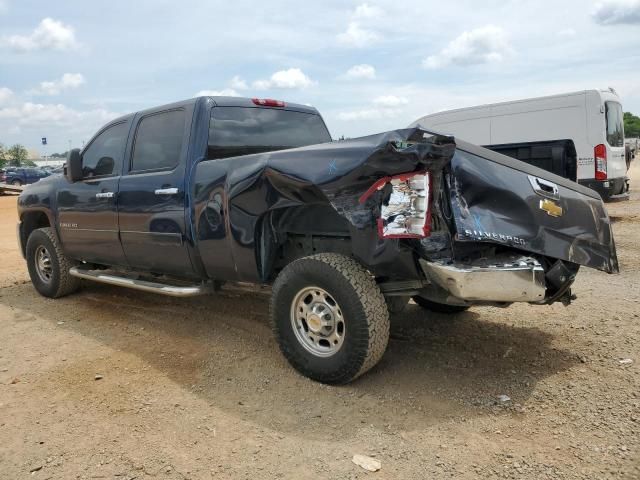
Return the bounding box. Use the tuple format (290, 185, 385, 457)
(26, 227, 80, 298)
(271, 253, 389, 384)
(412, 295, 469, 314)
(12, 179, 22, 186)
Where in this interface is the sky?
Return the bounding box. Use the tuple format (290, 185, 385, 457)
(1, 0, 639, 155)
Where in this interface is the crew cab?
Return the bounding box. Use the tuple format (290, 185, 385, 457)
(17, 96, 619, 384)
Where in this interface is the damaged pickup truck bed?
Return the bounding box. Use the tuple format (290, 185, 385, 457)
(17, 96, 618, 384)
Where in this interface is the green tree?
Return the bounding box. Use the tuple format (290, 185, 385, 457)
(7, 144, 29, 167)
(0, 142, 6, 168)
(624, 112, 640, 138)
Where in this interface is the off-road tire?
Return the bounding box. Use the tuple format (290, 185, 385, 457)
(412, 295, 469, 313)
(271, 253, 390, 384)
(26, 227, 80, 298)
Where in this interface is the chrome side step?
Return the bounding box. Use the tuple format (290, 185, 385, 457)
(69, 266, 213, 297)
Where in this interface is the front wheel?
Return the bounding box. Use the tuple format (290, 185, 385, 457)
(412, 295, 470, 313)
(26, 227, 80, 298)
(271, 253, 389, 384)
(12, 179, 22, 186)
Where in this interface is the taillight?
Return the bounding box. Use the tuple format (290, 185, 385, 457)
(594, 144, 607, 181)
(252, 98, 285, 107)
(360, 171, 432, 238)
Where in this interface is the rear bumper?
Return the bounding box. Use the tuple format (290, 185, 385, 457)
(579, 177, 630, 202)
(419, 256, 546, 303)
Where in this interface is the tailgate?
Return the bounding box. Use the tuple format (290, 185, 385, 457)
(448, 141, 619, 273)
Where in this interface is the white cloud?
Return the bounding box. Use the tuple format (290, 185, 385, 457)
(1, 18, 79, 52)
(592, 0, 640, 24)
(337, 107, 403, 121)
(423, 25, 512, 69)
(0, 102, 116, 128)
(338, 94, 408, 121)
(337, 21, 378, 48)
(558, 28, 577, 37)
(0, 87, 13, 106)
(229, 75, 248, 90)
(195, 88, 240, 97)
(354, 3, 383, 19)
(252, 68, 315, 90)
(345, 64, 376, 80)
(337, 3, 384, 48)
(373, 95, 408, 107)
(29, 73, 85, 95)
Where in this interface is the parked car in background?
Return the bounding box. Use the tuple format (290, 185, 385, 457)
(411, 89, 630, 201)
(2, 167, 50, 186)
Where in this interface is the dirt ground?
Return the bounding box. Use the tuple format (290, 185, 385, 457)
(0, 164, 639, 480)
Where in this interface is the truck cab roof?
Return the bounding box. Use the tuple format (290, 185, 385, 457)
(108, 96, 321, 126)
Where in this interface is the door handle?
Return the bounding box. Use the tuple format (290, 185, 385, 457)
(95, 192, 114, 199)
(527, 175, 559, 200)
(155, 187, 179, 195)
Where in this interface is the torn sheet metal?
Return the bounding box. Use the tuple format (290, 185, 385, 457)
(193, 128, 456, 282)
(194, 126, 618, 283)
(448, 142, 619, 274)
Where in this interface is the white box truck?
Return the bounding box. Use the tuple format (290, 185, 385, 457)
(410, 89, 630, 201)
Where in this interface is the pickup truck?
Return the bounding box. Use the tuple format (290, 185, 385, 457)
(17, 96, 619, 384)
(2, 167, 50, 186)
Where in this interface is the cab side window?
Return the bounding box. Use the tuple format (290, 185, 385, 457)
(82, 122, 129, 179)
(130, 109, 186, 172)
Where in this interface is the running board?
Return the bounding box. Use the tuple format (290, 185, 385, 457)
(69, 266, 213, 297)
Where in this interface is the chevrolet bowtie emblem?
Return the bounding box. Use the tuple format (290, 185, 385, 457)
(540, 199, 563, 217)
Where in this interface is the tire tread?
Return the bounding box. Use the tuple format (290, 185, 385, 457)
(270, 253, 389, 383)
(27, 227, 80, 298)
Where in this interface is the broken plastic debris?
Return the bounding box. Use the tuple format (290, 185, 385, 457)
(618, 358, 633, 365)
(352, 454, 381, 472)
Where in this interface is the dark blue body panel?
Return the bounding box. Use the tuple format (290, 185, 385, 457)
(17, 97, 619, 287)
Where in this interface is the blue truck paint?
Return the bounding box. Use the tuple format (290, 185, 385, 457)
(17, 96, 618, 294)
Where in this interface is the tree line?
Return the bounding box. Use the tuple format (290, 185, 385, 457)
(624, 112, 640, 138)
(0, 143, 34, 168)
(0, 142, 70, 168)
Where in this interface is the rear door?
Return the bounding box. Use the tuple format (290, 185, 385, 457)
(604, 100, 627, 179)
(117, 105, 196, 276)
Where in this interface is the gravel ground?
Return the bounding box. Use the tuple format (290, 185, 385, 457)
(0, 162, 639, 479)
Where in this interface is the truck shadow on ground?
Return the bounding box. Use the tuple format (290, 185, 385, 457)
(2, 281, 580, 441)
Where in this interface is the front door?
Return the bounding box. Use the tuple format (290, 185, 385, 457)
(56, 121, 130, 266)
(117, 107, 195, 277)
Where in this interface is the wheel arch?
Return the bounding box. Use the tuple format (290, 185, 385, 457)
(19, 209, 53, 258)
(255, 204, 353, 283)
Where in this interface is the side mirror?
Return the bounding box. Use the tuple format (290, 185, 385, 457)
(66, 148, 83, 182)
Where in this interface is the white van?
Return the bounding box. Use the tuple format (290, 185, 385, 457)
(411, 89, 630, 201)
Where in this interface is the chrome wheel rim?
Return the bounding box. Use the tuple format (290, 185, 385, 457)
(290, 286, 345, 357)
(35, 245, 53, 283)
